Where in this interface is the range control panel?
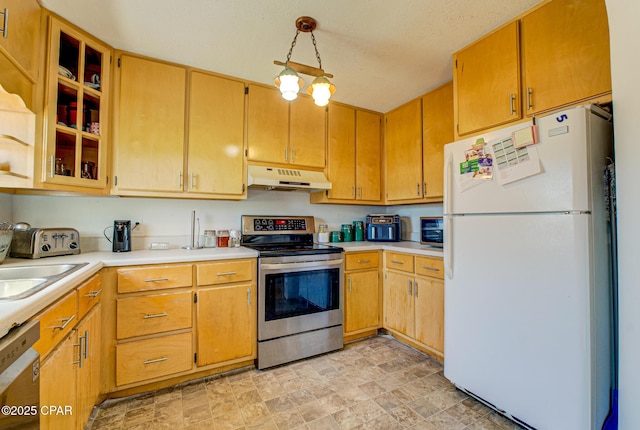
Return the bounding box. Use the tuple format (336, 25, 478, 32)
(241, 216, 315, 234)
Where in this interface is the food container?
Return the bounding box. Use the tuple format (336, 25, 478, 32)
(203, 230, 217, 248)
(341, 224, 353, 242)
(0, 222, 14, 263)
(216, 230, 230, 247)
(330, 231, 343, 242)
(317, 224, 329, 243)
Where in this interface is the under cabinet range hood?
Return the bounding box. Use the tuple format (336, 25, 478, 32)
(247, 165, 332, 192)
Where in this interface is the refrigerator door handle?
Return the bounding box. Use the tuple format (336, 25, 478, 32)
(444, 216, 453, 279)
(444, 152, 453, 215)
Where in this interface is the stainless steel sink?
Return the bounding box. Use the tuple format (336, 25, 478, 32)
(0, 263, 88, 300)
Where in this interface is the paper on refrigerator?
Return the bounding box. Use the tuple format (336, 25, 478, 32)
(489, 136, 542, 185)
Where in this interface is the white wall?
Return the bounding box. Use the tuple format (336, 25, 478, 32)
(0, 194, 11, 221)
(9, 190, 396, 250)
(605, 1, 640, 428)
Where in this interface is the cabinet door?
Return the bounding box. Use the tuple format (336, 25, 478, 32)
(40, 334, 77, 430)
(247, 84, 288, 164)
(521, 0, 611, 115)
(345, 270, 379, 333)
(76, 303, 101, 430)
(44, 19, 111, 190)
(385, 99, 423, 201)
(455, 21, 520, 136)
(289, 95, 326, 168)
(113, 54, 186, 193)
(326, 104, 355, 200)
(383, 271, 414, 337)
(422, 82, 453, 201)
(356, 110, 381, 201)
(0, 0, 40, 80)
(414, 277, 444, 353)
(196, 283, 256, 366)
(187, 71, 245, 196)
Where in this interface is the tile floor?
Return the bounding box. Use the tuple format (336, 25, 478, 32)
(86, 336, 525, 430)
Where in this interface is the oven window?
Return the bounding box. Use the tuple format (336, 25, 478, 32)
(264, 268, 340, 321)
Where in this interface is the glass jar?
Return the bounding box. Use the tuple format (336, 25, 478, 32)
(229, 230, 241, 247)
(317, 224, 329, 243)
(216, 230, 230, 248)
(203, 230, 217, 248)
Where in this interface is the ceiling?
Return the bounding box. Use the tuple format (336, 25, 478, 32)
(40, 0, 541, 113)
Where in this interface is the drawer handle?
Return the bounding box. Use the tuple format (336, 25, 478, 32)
(216, 271, 237, 276)
(391, 260, 404, 265)
(357, 259, 371, 264)
(143, 312, 168, 319)
(144, 357, 168, 365)
(144, 277, 169, 282)
(85, 289, 102, 298)
(422, 266, 439, 271)
(52, 315, 75, 330)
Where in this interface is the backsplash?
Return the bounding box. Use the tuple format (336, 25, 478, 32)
(4, 191, 442, 251)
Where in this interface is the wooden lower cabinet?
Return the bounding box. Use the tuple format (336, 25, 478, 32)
(344, 251, 381, 340)
(196, 283, 256, 366)
(115, 332, 193, 386)
(39, 302, 101, 430)
(106, 258, 257, 395)
(383, 252, 444, 360)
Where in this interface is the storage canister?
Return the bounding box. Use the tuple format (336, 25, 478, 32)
(341, 224, 353, 242)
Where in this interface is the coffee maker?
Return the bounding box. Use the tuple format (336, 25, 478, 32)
(112, 220, 131, 252)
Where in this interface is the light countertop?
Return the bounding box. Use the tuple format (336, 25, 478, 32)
(0, 241, 440, 338)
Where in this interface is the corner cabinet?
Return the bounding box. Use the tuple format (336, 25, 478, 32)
(41, 17, 111, 192)
(385, 98, 423, 202)
(311, 104, 382, 204)
(247, 84, 326, 169)
(112, 53, 247, 199)
(383, 251, 444, 360)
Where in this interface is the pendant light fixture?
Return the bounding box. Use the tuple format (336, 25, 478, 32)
(273, 16, 336, 106)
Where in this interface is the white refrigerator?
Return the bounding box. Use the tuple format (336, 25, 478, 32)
(443, 105, 613, 430)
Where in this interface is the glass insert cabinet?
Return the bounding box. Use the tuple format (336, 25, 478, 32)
(43, 17, 110, 190)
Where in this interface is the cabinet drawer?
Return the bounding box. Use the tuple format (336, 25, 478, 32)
(116, 292, 192, 339)
(415, 256, 444, 280)
(117, 264, 193, 293)
(197, 259, 254, 286)
(345, 252, 379, 271)
(116, 332, 192, 386)
(385, 252, 414, 273)
(78, 274, 102, 320)
(33, 289, 78, 358)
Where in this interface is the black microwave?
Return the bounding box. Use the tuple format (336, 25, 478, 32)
(420, 217, 443, 247)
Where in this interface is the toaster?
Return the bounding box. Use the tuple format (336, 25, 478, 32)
(10, 228, 81, 258)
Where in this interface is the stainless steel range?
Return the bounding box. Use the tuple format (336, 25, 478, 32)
(241, 215, 344, 370)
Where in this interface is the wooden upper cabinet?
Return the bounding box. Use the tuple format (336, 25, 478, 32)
(521, 0, 611, 115)
(422, 82, 453, 200)
(187, 71, 245, 196)
(290, 95, 326, 168)
(247, 84, 288, 165)
(113, 54, 186, 193)
(356, 110, 381, 201)
(326, 104, 356, 200)
(385, 98, 423, 202)
(0, 0, 40, 81)
(41, 18, 111, 192)
(247, 84, 326, 168)
(454, 21, 521, 137)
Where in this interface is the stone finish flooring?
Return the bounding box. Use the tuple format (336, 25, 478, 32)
(87, 336, 524, 430)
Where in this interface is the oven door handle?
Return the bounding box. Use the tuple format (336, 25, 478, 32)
(260, 259, 344, 272)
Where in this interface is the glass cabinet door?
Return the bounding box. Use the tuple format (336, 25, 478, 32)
(44, 18, 110, 189)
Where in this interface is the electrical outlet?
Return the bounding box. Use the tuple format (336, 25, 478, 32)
(132, 221, 144, 236)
